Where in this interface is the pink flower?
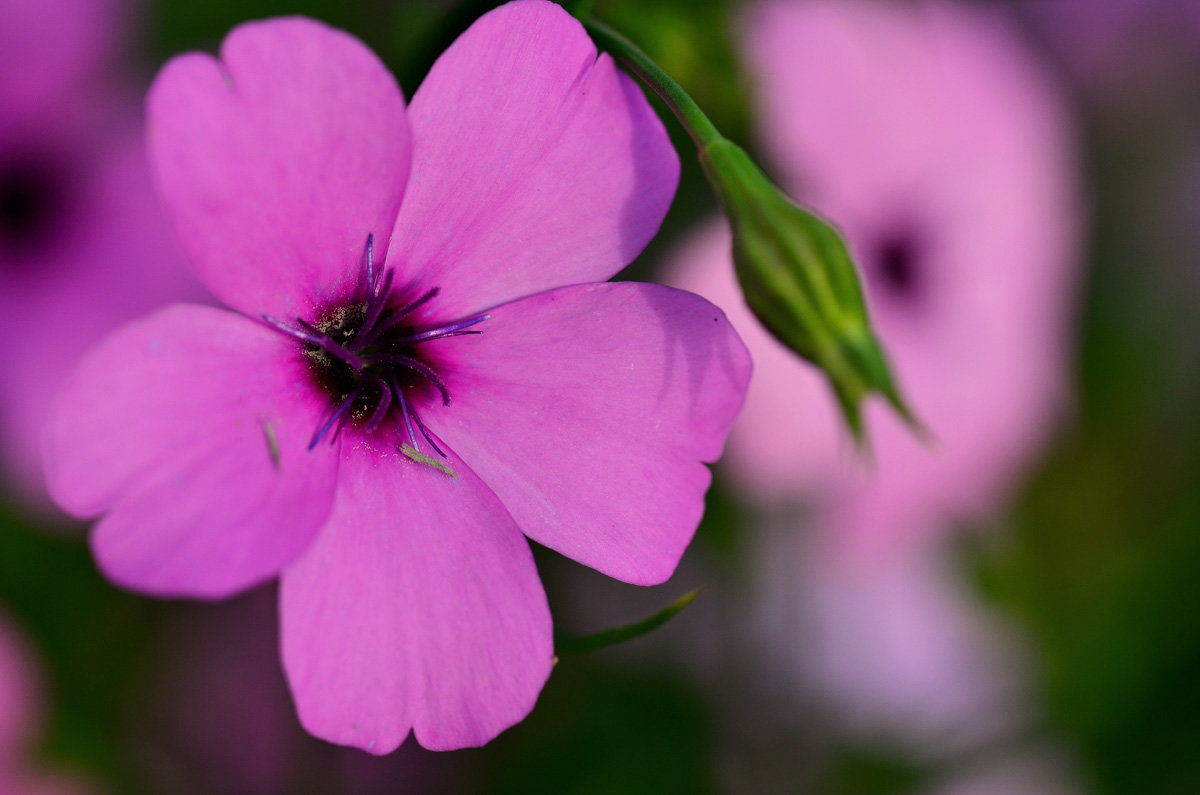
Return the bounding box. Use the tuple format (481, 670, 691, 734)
(764, 526, 1030, 753)
(926, 749, 1084, 795)
(0, 0, 204, 511)
(44, 0, 750, 753)
(670, 0, 1080, 557)
(668, 0, 1079, 748)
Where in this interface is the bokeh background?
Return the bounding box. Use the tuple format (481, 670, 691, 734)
(2, 0, 1199, 792)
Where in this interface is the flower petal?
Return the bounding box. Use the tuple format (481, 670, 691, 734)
(727, 0, 1080, 528)
(43, 305, 338, 598)
(429, 282, 751, 585)
(0, 115, 208, 512)
(0, 0, 120, 118)
(790, 524, 1027, 747)
(147, 17, 411, 318)
(280, 437, 552, 753)
(662, 222, 854, 504)
(387, 0, 679, 318)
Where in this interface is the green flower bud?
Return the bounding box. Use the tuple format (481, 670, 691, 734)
(700, 137, 915, 440)
(584, 17, 917, 442)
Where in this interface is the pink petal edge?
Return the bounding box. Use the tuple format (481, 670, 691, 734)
(281, 435, 553, 753)
(43, 305, 339, 598)
(147, 16, 412, 318)
(387, 0, 679, 319)
(428, 281, 752, 586)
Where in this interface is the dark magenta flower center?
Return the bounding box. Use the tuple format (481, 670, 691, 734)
(870, 222, 929, 309)
(262, 235, 486, 457)
(0, 153, 66, 258)
(872, 229, 921, 300)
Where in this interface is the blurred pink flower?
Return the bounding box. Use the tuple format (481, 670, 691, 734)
(44, 1, 750, 754)
(927, 748, 1084, 795)
(670, 0, 1080, 558)
(0, 0, 203, 511)
(0, 614, 85, 794)
(758, 525, 1030, 753)
(668, 0, 1079, 751)
(0, 0, 120, 121)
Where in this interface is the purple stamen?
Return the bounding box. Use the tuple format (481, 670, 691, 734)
(260, 314, 324, 345)
(263, 236, 484, 459)
(363, 233, 376, 294)
(372, 353, 451, 405)
(294, 318, 365, 370)
(392, 314, 490, 345)
(309, 388, 360, 450)
(387, 373, 442, 456)
(362, 372, 392, 433)
(357, 286, 441, 345)
(395, 285, 440, 320)
(349, 267, 395, 353)
(409, 401, 445, 457)
(390, 373, 419, 450)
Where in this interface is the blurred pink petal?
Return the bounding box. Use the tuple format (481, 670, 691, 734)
(0, 617, 35, 755)
(792, 527, 1028, 752)
(0, 1, 205, 512)
(0, 614, 87, 793)
(47, 0, 748, 752)
(667, 0, 1081, 757)
(147, 17, 412, 318)
(668, 0, 1080, 550)
(389, 0, 679, 319)
(0, 0, 120, 119)
(929, 749, 1085, 795)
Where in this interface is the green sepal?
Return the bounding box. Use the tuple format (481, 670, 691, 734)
(554, 587, 703, 655)
(699, 138, 917, 441)
(584, 16, 918, 442)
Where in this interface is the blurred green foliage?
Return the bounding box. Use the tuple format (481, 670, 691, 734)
(976, 84, 1200, 794)
(474, 661, 716, 795)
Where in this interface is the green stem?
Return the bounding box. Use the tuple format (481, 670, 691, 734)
(554, 587, 704, 655)
(585, 19, 723, 149)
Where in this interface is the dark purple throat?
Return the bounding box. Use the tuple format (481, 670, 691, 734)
(872, 227, 923, 303)
(0, 152, 68, 259)
(262, 234, 487, 457)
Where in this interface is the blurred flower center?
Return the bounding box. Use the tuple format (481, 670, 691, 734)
(0, 154, 64, 258)
(871, 226, 925, 304)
